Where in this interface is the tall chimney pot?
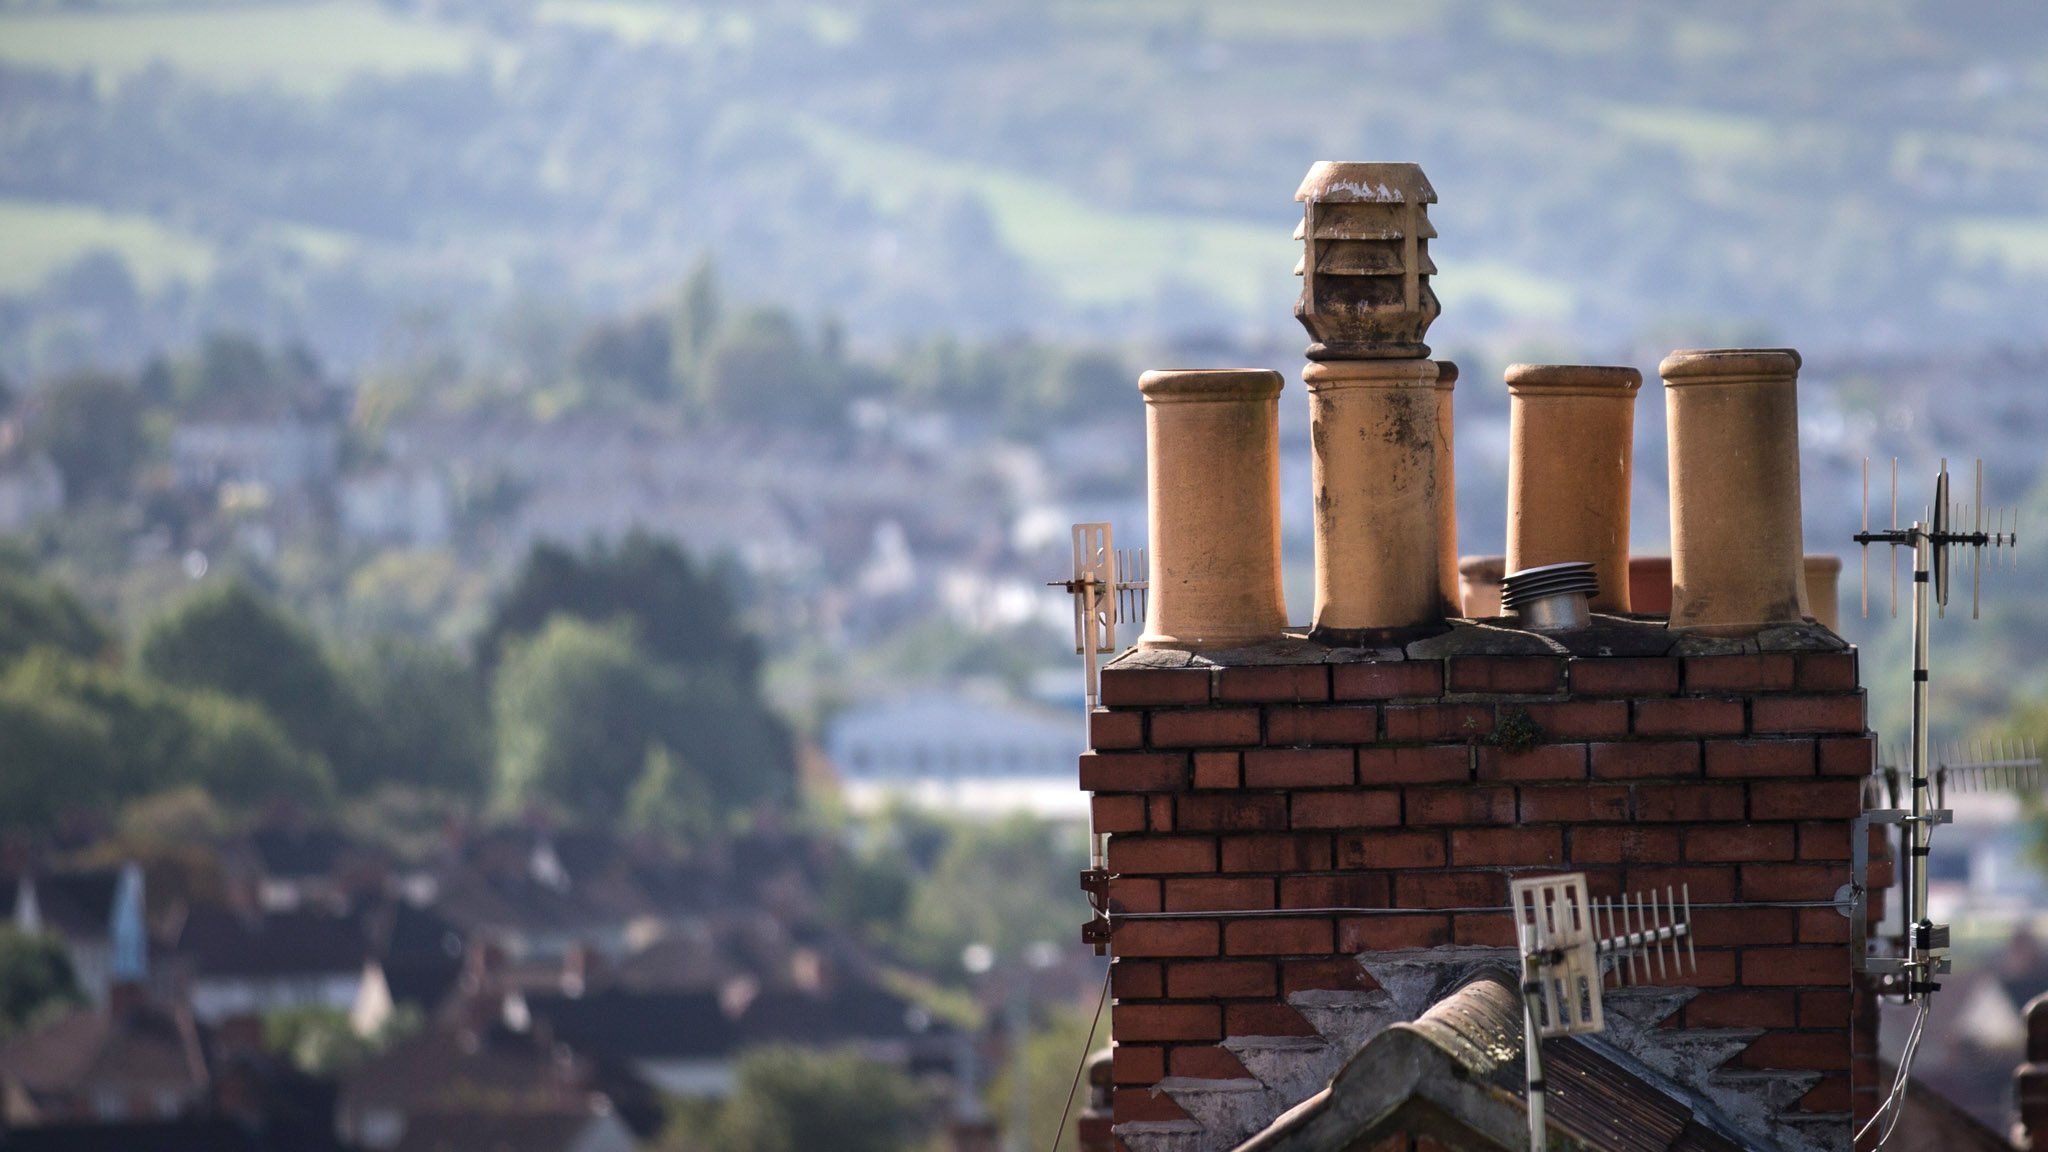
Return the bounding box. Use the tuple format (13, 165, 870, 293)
(1304, 358, 1446, 639)
(1505, 364, 1641, 614)
(1136, 369, 1288, 650)
(1804, 555, 1843, 632)
(1434, 361, 1461, 618)
(1660, 348, 1808, 632)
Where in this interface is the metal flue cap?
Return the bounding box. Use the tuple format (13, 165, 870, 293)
(1500, 561, 1599, 632)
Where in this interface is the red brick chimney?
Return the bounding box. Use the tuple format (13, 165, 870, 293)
(2017, 994, 2048, 1151)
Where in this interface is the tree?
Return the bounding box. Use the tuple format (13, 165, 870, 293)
(669, 254, 723, 396)
(694, 306, 837, 427)
(573, 312, 674, 404)
(681, 1047, 928, 1152)
(897, 815, 1087, 974)
(0, 929, 83, 1041)
(478, 534, 761, 681)
(32, 371, 147, 506)
(346, 639, 491, 799)
(0, 568, 113, 668)
(0, 683, 114, 827)
(491, 617, 790, 823)
(139, 581, 369, 791)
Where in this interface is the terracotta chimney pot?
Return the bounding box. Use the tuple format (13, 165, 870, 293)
(1459, 555, 1504, 618)
(1659, 348, 1808, 633)
(1304, 358, 1446, 639)
(1136, 369, 1288, 650)
(1434, 361, 1461, 618)
(1505, 364, 1642, 614)
(1804, 555, 1843, 631)
(1629, 556, 1674, 616)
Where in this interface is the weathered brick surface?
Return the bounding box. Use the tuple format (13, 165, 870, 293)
(1086, 644, 1874, 1137)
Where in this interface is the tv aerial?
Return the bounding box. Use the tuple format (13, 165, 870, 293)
(1850, 457, 2025, 1148)
(1511, 873, 1695, 1152)
(1051, 523, 1148, 711)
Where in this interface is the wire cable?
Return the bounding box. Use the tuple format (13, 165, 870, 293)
(1855, 998, 1928, 1149)
(1048, 963, 1113, 1152)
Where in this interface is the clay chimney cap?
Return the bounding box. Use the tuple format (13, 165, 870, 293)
(1138, 369, 1284, 402)
(1459, 555, 1505, 581)
(1295, 162, 1436, 205)
(1433, 360, 1460, 388)
(1659, 348, 1801, 383)
(1504, 364, 1642, 397)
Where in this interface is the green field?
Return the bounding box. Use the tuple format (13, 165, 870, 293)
(0, 0, 502, 97)
(0, 199, 216, 292)
(793, 116, 1571, 323)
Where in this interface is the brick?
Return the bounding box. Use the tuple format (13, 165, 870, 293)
(1752, 694, 1866, 735)
(1113, 919, 1217, 958)
(1688, 907, 1796, 947)
(1743, 946, 1851, 986)
(1684, 988, 1797, 1029)
(1225, 1002, 1318, 1036)
(1333, 660, 1443, 700)
(1406, 786, 1515, 825)
(1101, 667, 1209, 707)
(1704, 739, 1815, 778)
(1152, 708, 1261, 748)
(1164, 876, 1275, 912)
(1113, 1088, 1195, 1123)
(1477, 743, 1587, 781)
(1454, 912, 1519, 947)
(1592, 741, 1701, 780)
(1112, 1045, 1165, 1084)
(1339, 914, 1451, 951)
(1283, 958, 1378, 994)
(1081, 752, 1187, 792)
(1737, 1030, 1850, 1072)
(1799, 989, 1853, 1028)
(1148, 795, 1173, 831)
(1394, 870, 1508, 908)
(1192, 751, 1241, 790)
(1797, 822, 1852, 861)
(1797, 1074, 1853, 1113)
(1621, 865, 1736, 902)
(1108, 877, 1161, 914)
(1817, 735, 1875, 777)
(1335, 829, 1448, 870)
(1245, 748, 1354, 788)
(1518, 785, 1630, 823)
(1358, 745, 1469, 785)
(1686, 824, 1795, 863)
(1635, 783, 1744, 822)
(1794, 651, 1859, 693)
(1570, 825, 1681, 864)
(1290, 791, 1401, 829)
(1115, 1002, 1222, 1043)
(1742, 864, 1850, 902)
(1684, 950, 1739, 987)
(1111, 960, 1163, 998)
(1448, 655, 1564, 695)
(1634, 697, 1745, 737)
(1108, 836, 1218, 875)
(1175, 794, 1288, 832)
(1221, 834, 1331, 873)
(1217, 664, 1330, 704)
(1093, 795, 1148, 833)
(1751, 779, 1863, 820)
(1265, 705, 1377, 746)
(1090, 709, 1145, 750)
(1684, 654, 1795, 693)
(1384, 702, 1494, 743)
(1169, 1046, 1252, 1079)
(1280, 872, 1391, 909)
(1519, 700, 1630, 740)
(1165, 960, 1276, 999)
(1451, 826, 1563, 866)
(1224, 918, 1333, 956)
(1570, 657, 1680, 696)
(1798, 907, 1853, 943)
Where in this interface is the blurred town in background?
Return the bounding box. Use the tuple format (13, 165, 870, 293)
(2, 1, 2048, 1148)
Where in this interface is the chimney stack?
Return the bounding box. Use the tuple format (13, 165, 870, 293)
(1295, 162, 1452, 638)
(1660, 348, 1808, 632)
(1505, 364, 1641, 614)
(1136, 369, 1287, 650)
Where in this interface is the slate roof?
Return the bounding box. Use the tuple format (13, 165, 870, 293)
(1232, 973, 1749, 1152)
(170, 905, 368, 979)
(389, 1108, 616, 1152)
(0, 1118, 287, 1151)
(521, 987, 736, 1061)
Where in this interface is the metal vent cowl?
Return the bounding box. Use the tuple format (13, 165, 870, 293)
(1500, 561, 1599, 632)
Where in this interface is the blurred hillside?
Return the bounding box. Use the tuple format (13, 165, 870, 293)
(6, 0, 2048, 379)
